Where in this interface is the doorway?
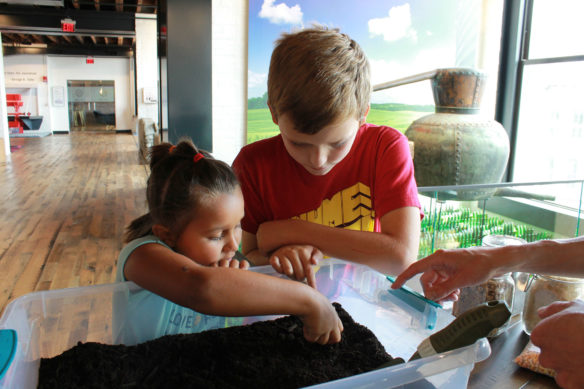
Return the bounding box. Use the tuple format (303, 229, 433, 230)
(67, 80, 116, 131)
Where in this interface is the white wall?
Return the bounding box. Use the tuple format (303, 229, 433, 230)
(211, 0, 248, 164)
(135, 14, 159, 125)
(0, 34, 9, 161)
(46, 56, 134, 132)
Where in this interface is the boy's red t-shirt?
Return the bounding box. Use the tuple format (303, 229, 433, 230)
(232, 123, 421, 234)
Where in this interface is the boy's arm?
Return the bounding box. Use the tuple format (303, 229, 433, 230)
(241, 230, 270, 265)
(256, 206, 420, 275)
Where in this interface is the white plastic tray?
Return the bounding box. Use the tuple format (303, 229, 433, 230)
(0, 259, 490, 388)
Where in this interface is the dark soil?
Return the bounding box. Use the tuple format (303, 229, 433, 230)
(38, 303, 404, 389)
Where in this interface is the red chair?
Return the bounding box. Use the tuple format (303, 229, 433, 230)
(6, 93, 24, 133)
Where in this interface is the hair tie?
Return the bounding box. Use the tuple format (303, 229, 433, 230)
(193, 153, 204, 163)
(169, 145, 176, 153)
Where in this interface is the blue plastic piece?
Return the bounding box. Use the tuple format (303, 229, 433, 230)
(386, 276, 441, 330)
(0, 329, 17, 381)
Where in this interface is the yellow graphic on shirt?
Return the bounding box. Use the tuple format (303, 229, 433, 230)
(293, 182, 375, 231)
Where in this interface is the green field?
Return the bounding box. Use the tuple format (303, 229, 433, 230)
(246, 108, 430, 144)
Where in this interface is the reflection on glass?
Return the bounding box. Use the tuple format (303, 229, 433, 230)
(529, 0, 584, 59)
(67, 80, 116, 131)
(417, 181, 583, 258)
(513, 62, 584, 186)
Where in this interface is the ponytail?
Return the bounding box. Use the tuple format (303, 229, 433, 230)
(123, 137, 239, 243)
(124, 213, 154, 243)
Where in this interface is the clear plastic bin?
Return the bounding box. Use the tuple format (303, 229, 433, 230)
(0, 259, 490, 388)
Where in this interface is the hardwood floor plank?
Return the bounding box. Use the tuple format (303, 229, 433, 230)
(0, 133, 148, 316)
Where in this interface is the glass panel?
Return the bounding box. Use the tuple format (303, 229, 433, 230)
(418, 181, 583, 258)
(529, 0, 584, 59)
(67, 80, 116, 131)
(512, 62, 584, 187)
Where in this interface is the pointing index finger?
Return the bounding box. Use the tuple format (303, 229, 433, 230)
(391, 260, 427, 289)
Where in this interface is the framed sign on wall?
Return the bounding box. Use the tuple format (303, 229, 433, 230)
(51, 86, 65, 107)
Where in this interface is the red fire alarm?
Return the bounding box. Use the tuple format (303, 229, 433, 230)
(61, 18, 76, 32)
(86, 57, 94, 64)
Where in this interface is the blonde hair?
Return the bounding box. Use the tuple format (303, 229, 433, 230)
(267, 26, 371, 135)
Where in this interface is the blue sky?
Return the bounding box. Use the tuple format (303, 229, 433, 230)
(248, 0, 462, 104)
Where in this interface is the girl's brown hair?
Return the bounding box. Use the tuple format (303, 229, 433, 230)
(267, 26, 371, 134)
(124, 138, 239, 243)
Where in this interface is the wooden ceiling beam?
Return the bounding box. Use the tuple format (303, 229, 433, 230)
(45, 35, 59, 43)
(116, 0, 123, 12)
(31, 35, 45, 44)
(117, 36, 123, 46)
(76, 35, 85, 44)
(136, 0, 143, 13)
(90, 35, 97, 45)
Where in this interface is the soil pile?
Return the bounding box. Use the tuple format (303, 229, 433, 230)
(38, 303, 404, 388)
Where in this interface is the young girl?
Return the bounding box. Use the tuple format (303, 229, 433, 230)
(113, 138, 342, 346)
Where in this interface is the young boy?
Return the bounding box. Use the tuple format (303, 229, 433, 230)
(232, 26, 421, 286)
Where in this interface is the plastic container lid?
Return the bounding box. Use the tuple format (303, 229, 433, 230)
(0, 329, 17, 380)
(482, 235, 527, 247)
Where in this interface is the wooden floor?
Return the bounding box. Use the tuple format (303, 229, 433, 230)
(0, 132, 149, 317)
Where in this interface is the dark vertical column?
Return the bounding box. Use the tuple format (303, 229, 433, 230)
(495, 0, 527, 181)
(164, 0, 212, 151)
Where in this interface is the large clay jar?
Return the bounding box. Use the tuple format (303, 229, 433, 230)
(404, 69, 509, 196)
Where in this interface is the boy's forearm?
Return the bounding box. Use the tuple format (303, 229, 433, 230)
(257, 219, 417, 275)
(242, 249, 269, 266)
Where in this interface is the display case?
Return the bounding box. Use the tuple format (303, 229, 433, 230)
(417, 180, 584, 258)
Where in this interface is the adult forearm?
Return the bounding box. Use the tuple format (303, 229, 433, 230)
(494, 236, 584, 277)
(257, 219, 416, 275)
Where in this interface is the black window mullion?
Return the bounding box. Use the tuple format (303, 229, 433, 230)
(495, 0, 528, 181)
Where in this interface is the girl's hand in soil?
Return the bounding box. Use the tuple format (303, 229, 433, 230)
(301, 294, 343, 345)
(214, 258, 250, 269)
(269, 245, 322, 288)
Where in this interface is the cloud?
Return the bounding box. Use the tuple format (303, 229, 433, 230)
(368, 45, 457, 105)
(368, 3, 417, 42)
(369, 58, 431, 104)
(259, 0, 303, 26)
(248, 69, 268, 89)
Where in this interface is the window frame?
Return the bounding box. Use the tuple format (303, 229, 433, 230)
(496, 0, 584, 181)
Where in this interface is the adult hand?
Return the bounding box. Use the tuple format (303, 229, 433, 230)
(300, 293, 343, 345)
(269, 245, 322, 288)
(531, 299, 584, 389)
(391, 248, 497, 303)
(214, 258, 250, 269)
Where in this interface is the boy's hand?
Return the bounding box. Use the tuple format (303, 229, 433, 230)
(214, 258, 250, 269)
(269, 245, 322, 288)
(300, 293, 343, 345)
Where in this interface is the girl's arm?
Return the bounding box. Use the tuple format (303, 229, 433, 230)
(256, 206, 420, 275)
(123, 243, 343, 344)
